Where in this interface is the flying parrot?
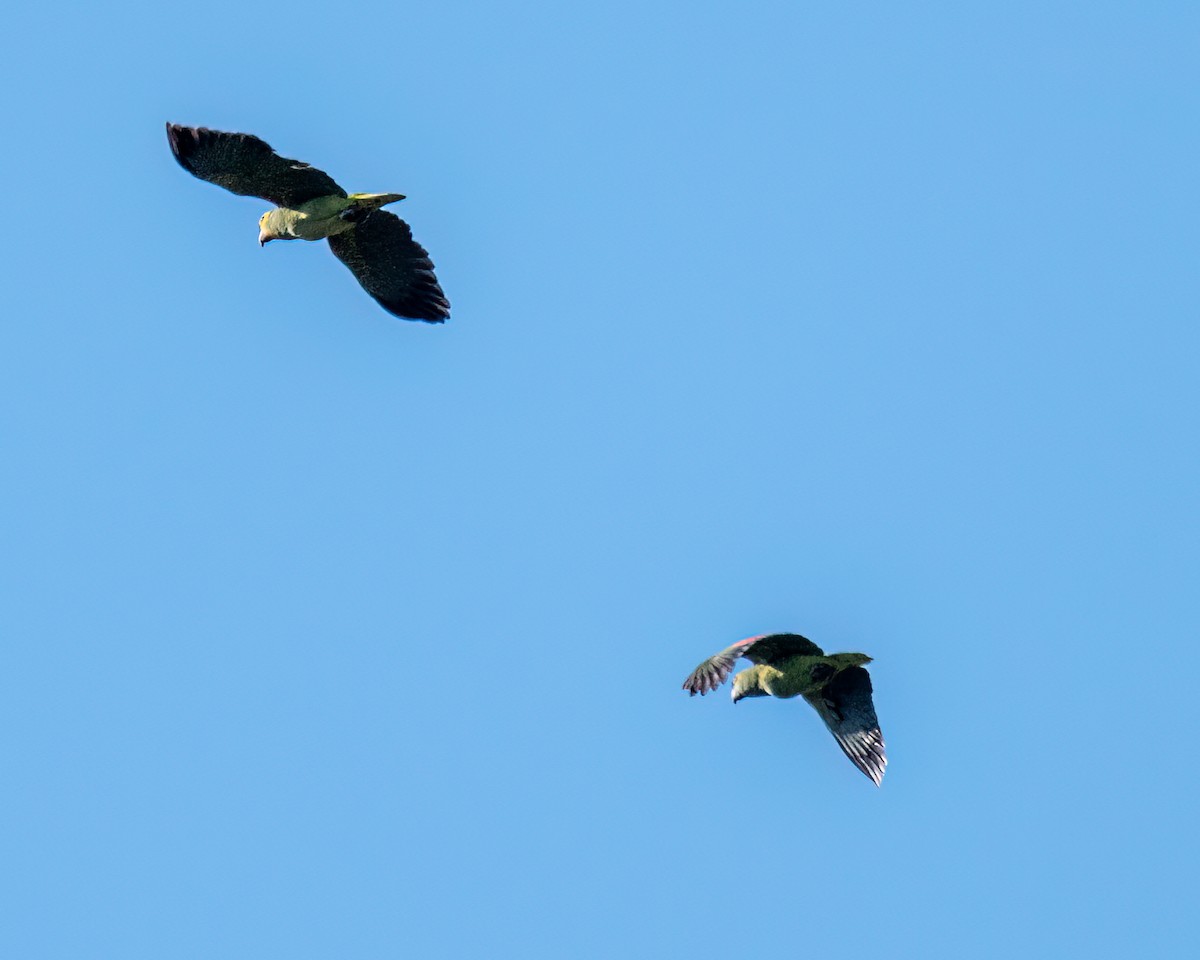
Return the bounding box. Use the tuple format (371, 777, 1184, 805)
(166, 123, 449, 323)
(682, 633, 887, 785)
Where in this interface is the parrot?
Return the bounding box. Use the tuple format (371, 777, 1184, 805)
(682, 633, 887, 785)
(166, 123, 449, 323)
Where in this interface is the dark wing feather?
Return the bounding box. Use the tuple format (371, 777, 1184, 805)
(805, 666, 887, 786)
(741, 633, 824, 664)
(682, 633, 824, 696)
(166, 123, 345, 207)
(327, 211, 450, 323)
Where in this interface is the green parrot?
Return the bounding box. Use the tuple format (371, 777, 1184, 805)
(682, 633, 887, 785)
(166, 123, 449, 323)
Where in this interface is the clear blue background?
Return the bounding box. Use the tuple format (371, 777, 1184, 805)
(3, 1, 1197, 957)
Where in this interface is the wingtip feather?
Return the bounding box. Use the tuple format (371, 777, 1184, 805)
(165, 122, 204, 175)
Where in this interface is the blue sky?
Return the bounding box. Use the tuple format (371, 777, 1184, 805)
(3, 1, 1197, 957)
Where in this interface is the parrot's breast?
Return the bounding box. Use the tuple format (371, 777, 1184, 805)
(282, 196, 357, 240)
(766, 656, 831, 699)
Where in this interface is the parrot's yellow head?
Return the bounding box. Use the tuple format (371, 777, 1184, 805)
(731, 667, 772, 704)
(258, 211, 278, 246)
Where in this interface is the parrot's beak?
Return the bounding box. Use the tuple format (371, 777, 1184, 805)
(258, 230, 273, 247)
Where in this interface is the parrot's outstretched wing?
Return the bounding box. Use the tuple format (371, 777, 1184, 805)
(682, 633, 824, 696)
(327, 210, 450, 323)
(805, 665, 887, 786)
(166, 123, 346, 207)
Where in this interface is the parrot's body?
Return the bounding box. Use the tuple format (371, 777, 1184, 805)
(257, 193, 405, 242)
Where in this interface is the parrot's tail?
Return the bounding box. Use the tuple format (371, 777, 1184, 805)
(347, 192, 406, 210)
